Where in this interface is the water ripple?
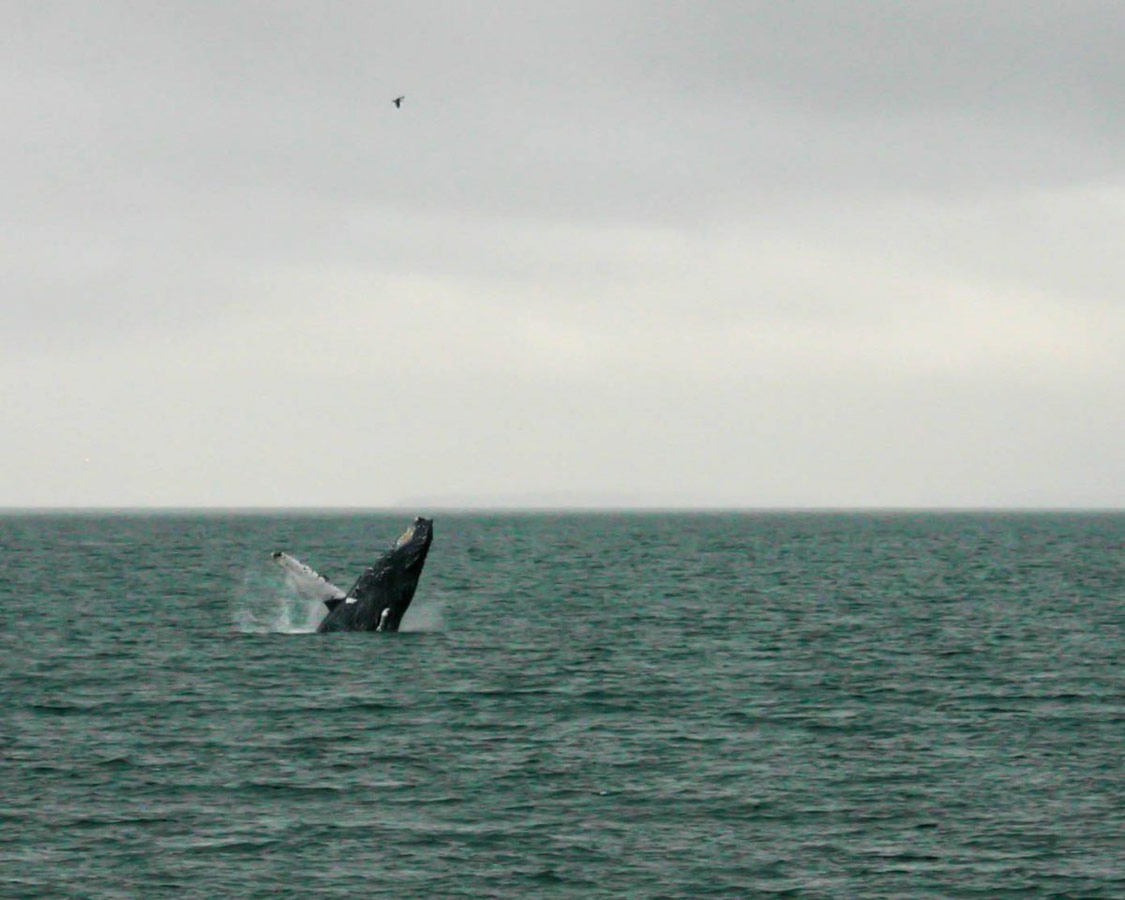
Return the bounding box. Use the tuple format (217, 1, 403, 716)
(1, 511, 1123, 898)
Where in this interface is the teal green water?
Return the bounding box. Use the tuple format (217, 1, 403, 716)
(1, 512, 1122, 898)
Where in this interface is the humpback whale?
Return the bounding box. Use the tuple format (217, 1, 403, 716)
(272, 517, 433, 633)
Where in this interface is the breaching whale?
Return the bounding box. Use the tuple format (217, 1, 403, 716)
(272, 517, 433, 633)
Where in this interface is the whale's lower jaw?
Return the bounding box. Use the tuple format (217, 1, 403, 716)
(316, 517, 433, 633)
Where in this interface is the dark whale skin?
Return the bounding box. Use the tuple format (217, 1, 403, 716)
(317, 517, 433, 633)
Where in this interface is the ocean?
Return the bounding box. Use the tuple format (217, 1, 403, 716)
(1, 511, 1122, 898)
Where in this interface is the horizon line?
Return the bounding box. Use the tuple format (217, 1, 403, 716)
(2, 504, 1123, 514)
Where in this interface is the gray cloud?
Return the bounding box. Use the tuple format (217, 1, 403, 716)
(3, 1, 1124, 506)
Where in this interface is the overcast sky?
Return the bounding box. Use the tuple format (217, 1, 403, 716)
(3, 1, 1124, 507)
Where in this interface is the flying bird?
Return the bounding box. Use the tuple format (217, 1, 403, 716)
(393, 95, 405, 108)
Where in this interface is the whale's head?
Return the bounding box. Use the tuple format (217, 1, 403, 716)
(391, 516, 433, 568)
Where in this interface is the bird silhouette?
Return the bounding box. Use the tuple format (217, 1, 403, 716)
(393, 96, 405, 108)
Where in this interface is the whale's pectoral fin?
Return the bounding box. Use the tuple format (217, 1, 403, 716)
(271, 551, 348, 605)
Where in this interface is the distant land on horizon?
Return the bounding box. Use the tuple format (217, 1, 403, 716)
(392, 495, 1124, 512)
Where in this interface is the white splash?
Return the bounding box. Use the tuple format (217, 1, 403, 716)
(232, 561, 329, 634)
(399, 599, 446, 633)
